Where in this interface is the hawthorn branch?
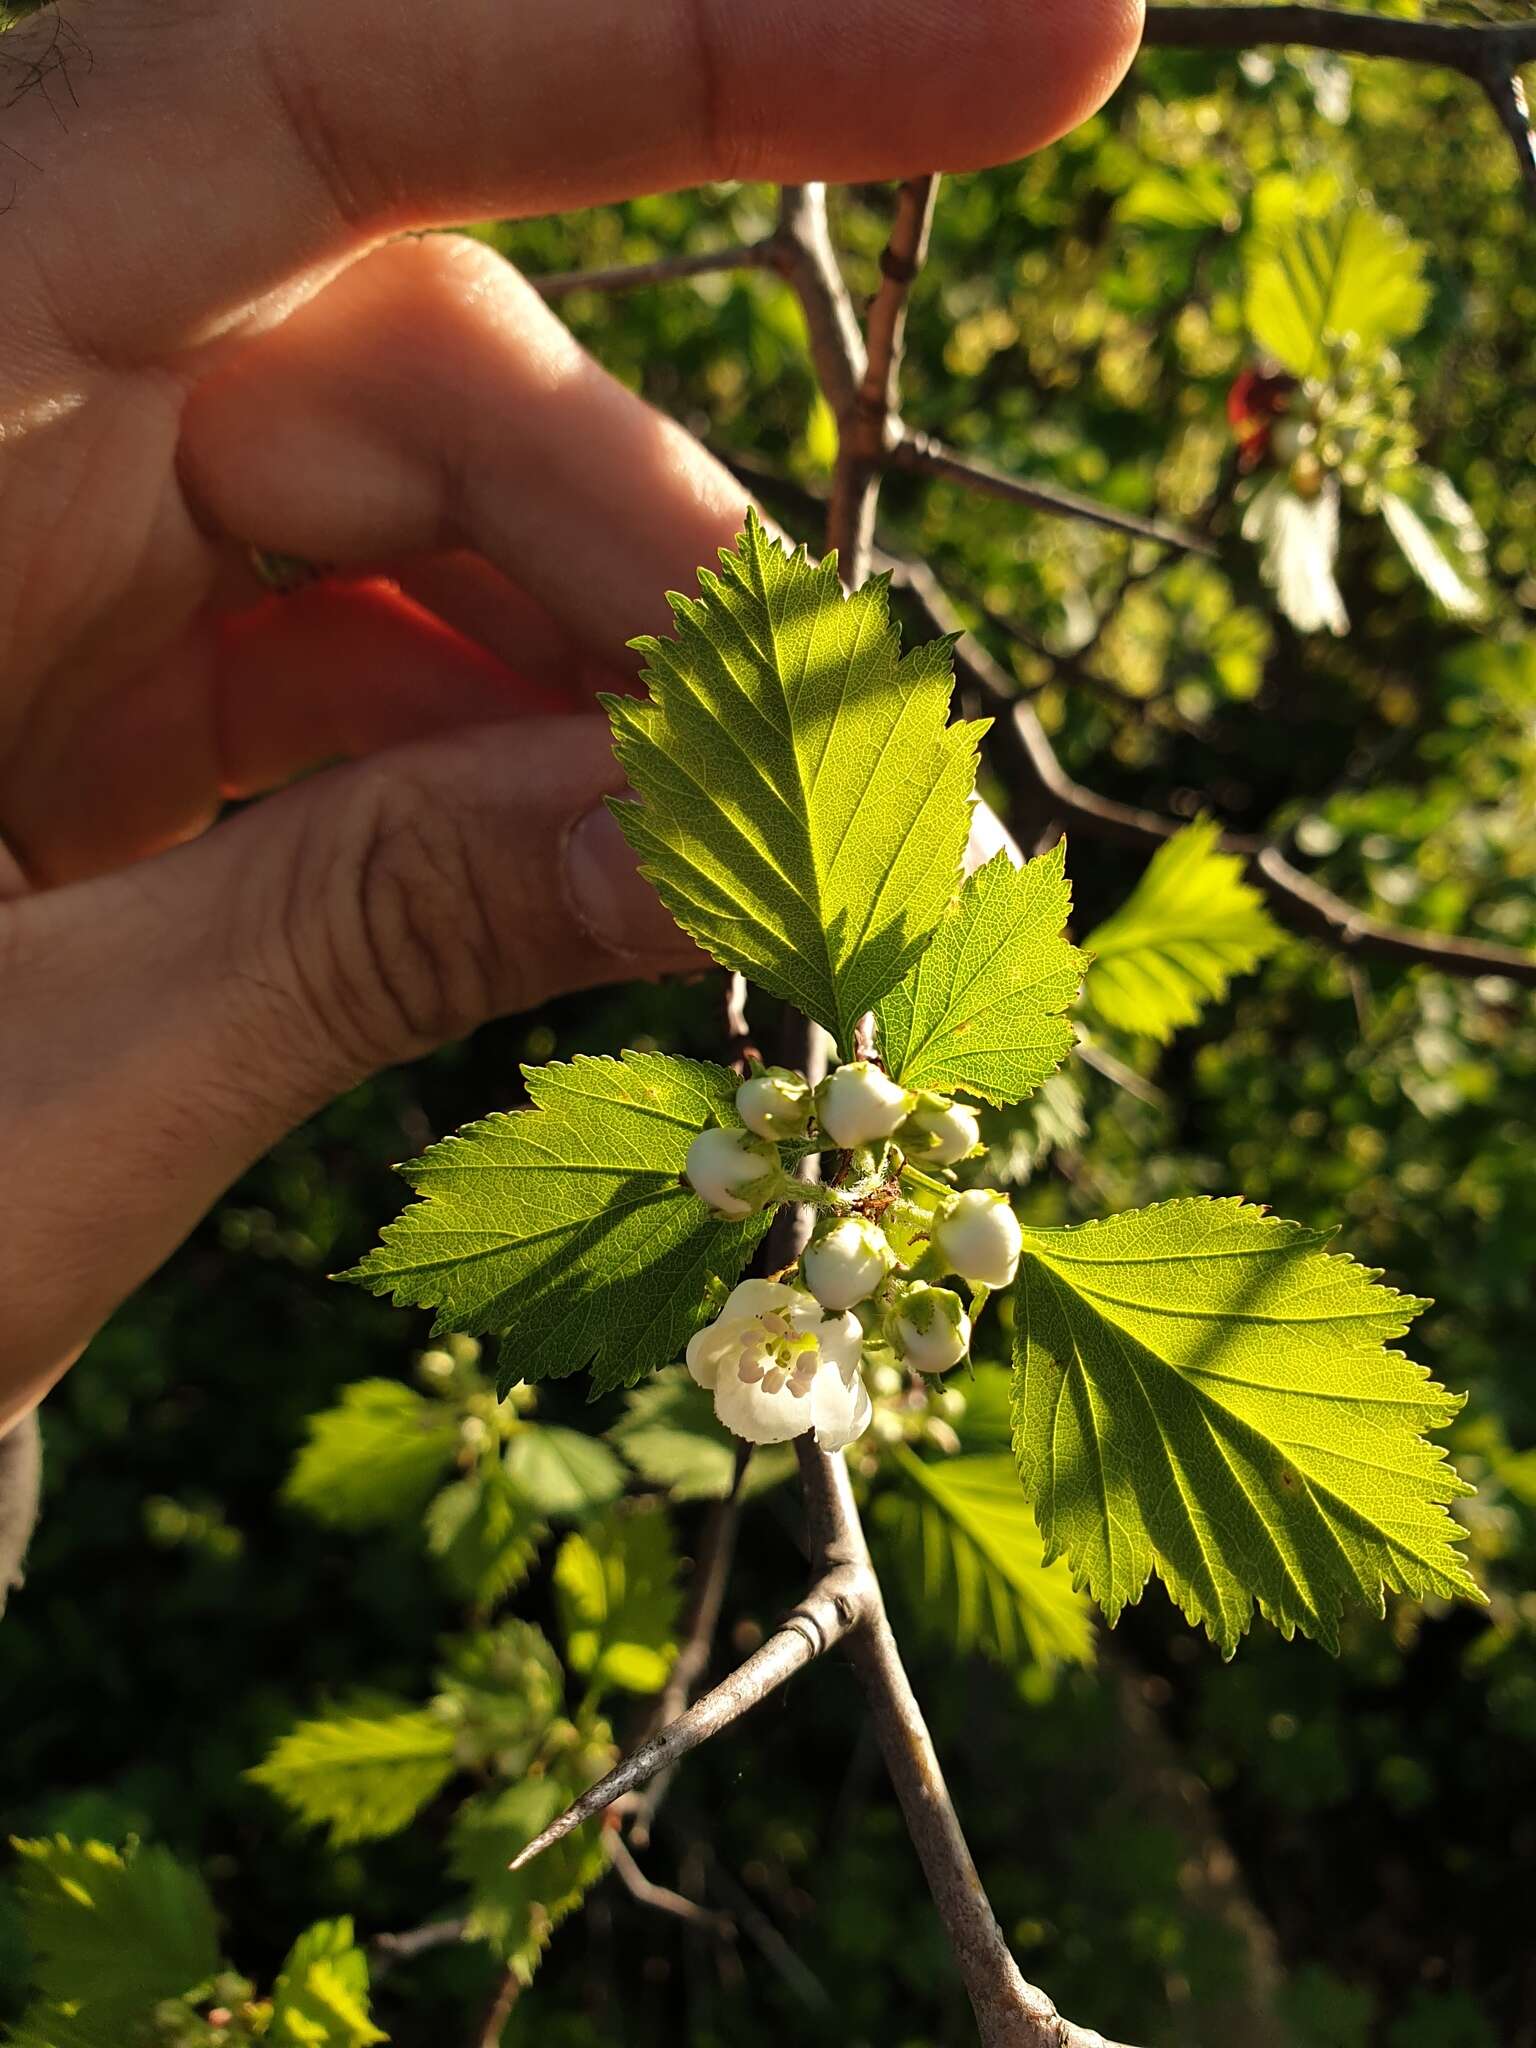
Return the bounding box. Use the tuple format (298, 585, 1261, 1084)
(1140, 7, 1536, 74)
(893, 432, 1215, 557)
(507, 1561, 872, 1872)
(628, 1454, 751, 1849)
(831, 174, 940, 579)
(534, 240, 775, 299)
(604, 1829, 733, 1937)
(904, 563, 1536, 989)
(1141, 6, 1536, 204)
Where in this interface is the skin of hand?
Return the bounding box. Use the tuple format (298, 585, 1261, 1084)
(0, 0, 1143, 1425)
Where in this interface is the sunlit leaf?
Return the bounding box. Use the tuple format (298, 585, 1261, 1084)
(1082, 820, 1283, 1042)
(607, 512, 984, 1047)
(1011, 1198, 1481, 1655)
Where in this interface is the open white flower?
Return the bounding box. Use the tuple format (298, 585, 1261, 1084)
(935, 1188, 1022, 1290)
(899, 1096, 981, 1167)
(816, 1061, 912, 1149)
(686, 1280, 871, 1451)
(685, 1126, 781, 1219)
(892, 1282, 971, 1374)
(803, 1216, 896, 1313)
(736, 1068, 813, 1141)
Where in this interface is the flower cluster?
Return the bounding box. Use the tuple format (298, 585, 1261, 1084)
(683, 1062, 1020, 1452)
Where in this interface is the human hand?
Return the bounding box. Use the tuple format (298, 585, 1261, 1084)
(0, 0, 1142, 1420)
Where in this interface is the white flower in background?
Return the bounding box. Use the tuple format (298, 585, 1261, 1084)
(736, 1067, 813, 1141)
(935, 1188, 1023, 1291)
(892, 1283, 972, 1374)
(803, 1217, 896, 1313)
(686, 1280, 871, 1450)
(899, 1095, 981, 1167)
(815, 1061, 912, 1149)
(685, 1126, 782, 1219)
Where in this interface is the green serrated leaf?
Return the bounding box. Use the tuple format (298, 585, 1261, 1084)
(246, 1708, 457, 1846)
(878, 1437, 1094, 1674)
(433, 1621, 564, 1776)
(449, 1761, 610, 1986)
(1081, 820, 1283, 1042)
(424, 1472, 543, 1609)
(1010, 1197, 1482, 1655)
(607, 513, 985, 1047)
(504, 1426, 627, 1521)
(341, 1052, 772, 1395)
(1245, 201, 1429, 377)
(554, 1504, 679, 1698)
(269, 1919, 385, 2048)
(608, 1368, 795, 1502)
(8, 1836, 220, 2047)
(873, 846, 1085, 1107)
(283, 1381, 461, 1532)
(1380, 467, 1490, 621)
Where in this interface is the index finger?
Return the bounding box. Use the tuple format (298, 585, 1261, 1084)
(1, 0, 1144, 359)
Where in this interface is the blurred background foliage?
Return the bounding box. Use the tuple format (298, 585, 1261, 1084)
(4, 3, 1536, 2043)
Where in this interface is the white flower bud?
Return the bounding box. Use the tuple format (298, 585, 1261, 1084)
(815, 1062, 912, 1150)
(893, 1283, 971, 1374)
(935, 1188, 1022, 1291)
(802, 1217, 896, 1313)
(899, 1096, 981, 1167)
(736, 1068, 813, 1141)
(685, 1126, 781, 1219)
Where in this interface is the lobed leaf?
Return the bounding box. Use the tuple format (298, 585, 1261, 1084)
(874, 845, 1085, 1106)
(1010, 1197, 1481, 1655)
(1245, 202, 1429, 378)
(554, 1503, 679, 1698)
(8, 1836, 220, 2045)
(608, 1368, 795, 1502)
(607, 513, 985, 1048)
(878, 1435, 1094, 1675)
(504, 1426, 627, 1521)
(247, 1708, 456, 1847)
(268, 1919, 385, 2048)
(1081, 819, 1283, 1042)
(283, 1380, 460, 1532)
(450, 1759, 610, 1986)
(424, 1472, 543, 1610)
(342, 1052, 771, 1397)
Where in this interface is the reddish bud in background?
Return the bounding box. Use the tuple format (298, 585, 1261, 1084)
(1227, 366, 1300, 471)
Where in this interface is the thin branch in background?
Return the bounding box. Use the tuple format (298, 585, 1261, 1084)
(893, 431, 1215, 557)
(628, 1456, 752, 1849)
(1481, 65, 1536, 207)
(605, 1828, 734, 1936)
(475, 1965, 521, 2048)
(1140, 6, 1536, 206)
(905, 553, 1536, 989)
(370, 1916, 469, 1979)
(1141, 6, 1536, 72)
(695, 1848, 835, 2011)
(508, 1562, 872, 1871)
(534, 240, 775, 300)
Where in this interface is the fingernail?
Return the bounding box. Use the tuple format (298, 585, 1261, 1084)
(563, 804, 690, 960)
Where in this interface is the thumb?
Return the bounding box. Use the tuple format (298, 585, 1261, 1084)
(0, 717, 698, 1411)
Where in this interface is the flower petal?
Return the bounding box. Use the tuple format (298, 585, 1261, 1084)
(715, 1369, 815, 1447)
(809, 1359, 872, 1453)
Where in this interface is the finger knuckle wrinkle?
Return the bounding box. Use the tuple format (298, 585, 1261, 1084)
(310, 769, 499, 1064)
(258, 30, 386, 235)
